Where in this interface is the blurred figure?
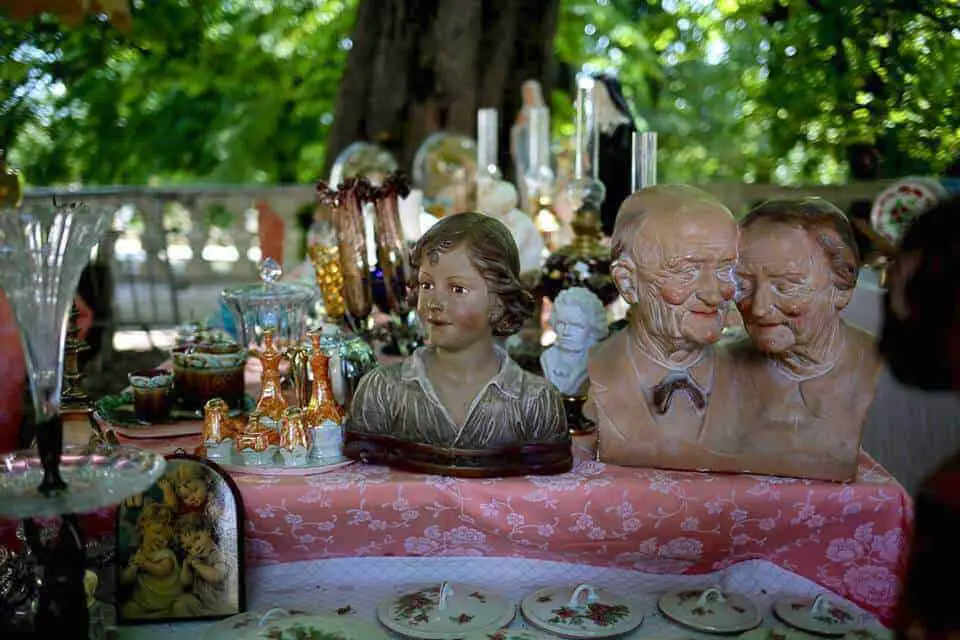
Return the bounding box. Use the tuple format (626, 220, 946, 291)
(593, 74, 638, 237)
(883, 196, 960, 640)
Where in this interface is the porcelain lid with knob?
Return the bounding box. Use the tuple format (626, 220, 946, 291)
(773, 594, 860, 636)
(207, 608, 390, 640)
(519, 583, 643, 638)
(376, 581, 516, 639)
(658, 586, 762, 633)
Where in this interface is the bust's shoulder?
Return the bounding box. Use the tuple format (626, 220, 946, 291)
(515, 365, 560, 397)
(840, 321, 884, 377)
(357, 361, 406, 390)
(590, 329, 629, 359)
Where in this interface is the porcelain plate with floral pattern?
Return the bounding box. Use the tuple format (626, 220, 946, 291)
(208, 609, 391, 640)
(376, 582, 516, 639)
(773, 594, 860, 636)
(458, 631, 555, 640)
(520, 583, 643, 638)
(658, 587, 762, 634)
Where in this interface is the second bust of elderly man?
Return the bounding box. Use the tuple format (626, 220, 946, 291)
(583, 185, 740, 469)
(709, 198, 884, 481)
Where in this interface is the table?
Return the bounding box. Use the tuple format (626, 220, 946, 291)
(113, 432, 911, 626)
(119, 556, 892, 639)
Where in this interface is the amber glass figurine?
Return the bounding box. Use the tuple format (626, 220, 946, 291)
(203, 398, 228, 443)
(304, 330, 344, 428)
(253, 328, 287, 425)
(280, 407, 309, 451)
(236, 411, 276, 465)
(279, 407, 310, 466)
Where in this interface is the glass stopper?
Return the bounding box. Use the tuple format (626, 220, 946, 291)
(259, 257, 282, 284)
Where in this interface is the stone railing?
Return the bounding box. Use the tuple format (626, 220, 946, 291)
(21, 181, 890, 330)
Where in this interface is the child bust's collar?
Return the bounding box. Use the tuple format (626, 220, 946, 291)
(400, 345, 522, 399)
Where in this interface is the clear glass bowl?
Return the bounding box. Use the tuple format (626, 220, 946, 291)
(221, 261, 318, 350)
(0, 444, 166, 519)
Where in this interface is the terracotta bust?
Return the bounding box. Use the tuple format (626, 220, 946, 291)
(706, 198, 884, 481)
(583, 185, 739, 469)
(540, 287, 608, 396)
(344, 212, 571, 477)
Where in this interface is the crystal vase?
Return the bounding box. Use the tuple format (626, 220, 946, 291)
(0, 200, 167, 638)
(0, 201, 110, 494)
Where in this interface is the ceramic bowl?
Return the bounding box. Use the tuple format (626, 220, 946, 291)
(172, 341, 246, 411)
(128, 368, 173, 389)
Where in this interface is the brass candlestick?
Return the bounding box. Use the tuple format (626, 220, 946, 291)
(60, 303, 93, 420)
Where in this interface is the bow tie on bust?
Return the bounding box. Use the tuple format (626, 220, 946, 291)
(652, 372, 707, 414)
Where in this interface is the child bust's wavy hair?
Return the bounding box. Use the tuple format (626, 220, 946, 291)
(408, 212, 535, 336)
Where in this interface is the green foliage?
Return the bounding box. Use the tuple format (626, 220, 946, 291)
(554, 0, 960, 184)
(1, 0, 957, 186)
(2, 0, 357, 185)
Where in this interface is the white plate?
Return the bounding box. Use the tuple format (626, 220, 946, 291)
(377, 582, 516, 639)
(208, 609, 390, 640)
(870, 177, 947, 243)
(774, 595, 859, 636)
(658, 586, 761, 634)
(520, 584, 643, 638)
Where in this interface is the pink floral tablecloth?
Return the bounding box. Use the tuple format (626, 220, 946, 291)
(0, 427, 911, 625)
(112, 435, 912, 624)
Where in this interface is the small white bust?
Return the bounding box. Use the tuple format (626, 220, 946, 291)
(477, 178, 545, 273)
(540, 287, 609, 396)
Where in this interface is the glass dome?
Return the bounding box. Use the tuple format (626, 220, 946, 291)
(412, 132, 477, 217)
(329, 142, 398, 187)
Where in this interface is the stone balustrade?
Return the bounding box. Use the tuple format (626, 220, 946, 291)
(20, 181, 890, 330)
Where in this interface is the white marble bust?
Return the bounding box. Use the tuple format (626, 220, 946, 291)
(477, 177, 545, 274)
(540, 287, 609, 395)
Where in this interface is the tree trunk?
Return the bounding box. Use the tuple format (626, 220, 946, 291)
(324, 0, 561, 182)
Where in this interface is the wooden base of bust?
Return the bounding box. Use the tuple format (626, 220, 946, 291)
(344, 431, 573, 478)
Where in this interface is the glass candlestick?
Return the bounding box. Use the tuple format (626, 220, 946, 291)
(567, 77, 606, 213)
(477, 108, 502, 183)
(631, 131, 658, 192)
(523, 106, 555, 215)
(60, 303, 92, 422)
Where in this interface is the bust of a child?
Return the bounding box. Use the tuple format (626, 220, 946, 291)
(344, 212, 571, 477)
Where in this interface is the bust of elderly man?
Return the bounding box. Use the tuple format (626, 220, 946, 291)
(540, 287, 609, 396)
(583, 185, 740, 469)
(707, 198, 884, 481)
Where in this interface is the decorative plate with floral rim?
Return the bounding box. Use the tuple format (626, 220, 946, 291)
(870, 177, 948, 243)
(458, 631, 555, 640)
(773, 594, 860, 636)
(658, 587, 761, 634)
(376, 582, 515, 639)
(520, 584, 643, 639)
(208, 609, 391, 640)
